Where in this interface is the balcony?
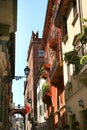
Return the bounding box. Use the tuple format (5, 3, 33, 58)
(49, 30, 58, 50)
(54, 0, 72, 27)
(42, 82, 51, 105)
(49, 37, 57, 50)
(64, 50, 87, 84)
(43, 63, 50, 71)
(75, 57, 87, 84)
(50, 57, 63, 87)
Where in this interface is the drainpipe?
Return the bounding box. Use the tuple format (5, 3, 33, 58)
(78, 0, 84, 55)
(78, 0, 83, 33)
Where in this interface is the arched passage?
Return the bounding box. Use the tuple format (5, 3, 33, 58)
(10, 108, 26, 130)
(10, 108, 25, 117)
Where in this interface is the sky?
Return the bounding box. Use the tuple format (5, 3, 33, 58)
(12, 0, 48, 107)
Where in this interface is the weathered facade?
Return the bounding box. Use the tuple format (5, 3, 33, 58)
(0, 0, 17, 130)
(24, 31, 44, 130)
(41, 0, 65, 129)
(55, 0, 87, 129)
(24, 0, 87, 130)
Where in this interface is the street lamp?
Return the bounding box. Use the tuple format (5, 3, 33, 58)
(3, 66, 30, 82)
(78, 99, 84, 108)
(15, 66, 30, 80)
(24, 66, 30, 76)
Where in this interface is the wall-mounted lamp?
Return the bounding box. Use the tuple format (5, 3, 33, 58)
(3, 66, 30, 82)
(24, 66, 30, 77)
(67, 106, 72, 113)
(78, 99, 84, 108)
(15, 66, 30, 80)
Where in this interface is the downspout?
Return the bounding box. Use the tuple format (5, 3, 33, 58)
(78, 0, 84, 55)
(78, 0, 83, 33)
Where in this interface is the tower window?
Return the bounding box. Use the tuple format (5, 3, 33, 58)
(38, 49, 44, 57)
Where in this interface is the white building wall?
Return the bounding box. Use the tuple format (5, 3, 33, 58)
(37, 78, 46, 122)
(62, 0, 87, 130)
(37, 77, 47, 130)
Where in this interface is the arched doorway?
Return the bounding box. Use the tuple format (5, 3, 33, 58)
(10, 108, 25, 130)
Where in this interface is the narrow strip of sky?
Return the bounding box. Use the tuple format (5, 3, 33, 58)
(12, 0, 48, 106)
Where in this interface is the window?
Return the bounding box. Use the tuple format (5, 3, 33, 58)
(38, 49, 44, 57)
(38, 92, 40, 101)
(62, 17, 67, 35)
(39, 105, 42, 115)
(70, 114, 76, 129)
(67, 64, 73, 82)
(61, 16, 67, 39)
(83, 110, 87, 130)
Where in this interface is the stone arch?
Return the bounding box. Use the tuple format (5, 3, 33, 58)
(10, 109, 25, 117)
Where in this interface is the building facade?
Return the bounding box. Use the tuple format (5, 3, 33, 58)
(36, 77, 47, 130)
(55, 0, 87, 129)
(0, 0, 17, 130)
(24, 31, 44, 130)
(37, 0, 87, 130)
(24, 0, 87, 130)
(41, 0, 65, 130)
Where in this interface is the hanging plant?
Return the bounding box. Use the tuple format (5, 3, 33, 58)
(64, 50, 77, 61)
(42, 82, 49, 95)
(64, 50, 80, 65)
(77, 18, 87, 44)
(40, 66, 46, 73)
(80, 55, 87, 65)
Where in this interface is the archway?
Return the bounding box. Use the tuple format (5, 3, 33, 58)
(10, 108, 26, 130)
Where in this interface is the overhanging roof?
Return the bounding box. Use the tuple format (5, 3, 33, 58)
(54, 0, 72, 27)
(42, 0, 54, 50)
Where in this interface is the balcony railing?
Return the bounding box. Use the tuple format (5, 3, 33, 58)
(49, 29, 58, 50)
(50, 57, 58, 79)
(64, 37, 87, 83)
(50, 53, 63, 87)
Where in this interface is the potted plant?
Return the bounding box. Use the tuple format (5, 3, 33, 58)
(42, 82, 51, 104)
(64, 50, 80, 65)
(77, 18, 87, 44)
(80, 55, 87, 66)
(42, 82, 49, 95)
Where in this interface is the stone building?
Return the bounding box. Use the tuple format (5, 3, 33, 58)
(24, 31, 44, 130)
(55, 0, 87, 129)
(41, 0, 65, 130)
(0, 0, 17, 130)
(24, 0, 87, 130)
